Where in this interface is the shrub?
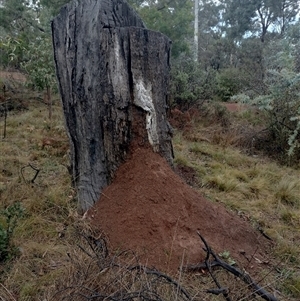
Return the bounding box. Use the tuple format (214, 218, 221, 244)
(170, 58, 217, 110)
(216, 67, 247, 101)
(234, 38, 300, 164)
(0, 202, 24, 261)
(252, 69, 300, 162)
(0, 36, 27, 69)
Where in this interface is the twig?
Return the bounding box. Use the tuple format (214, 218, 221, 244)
(20, 163, 40, 183)
(198, 232, 232, 301)
(206, 288, 229, 295)
(197, 231, 278, 301)
(80, 232, 108, 259)
(76, 244, 94, 259)
(258, 227, 273, 241)
(128, 265, 191, 300)
(182, 261, 219, 272)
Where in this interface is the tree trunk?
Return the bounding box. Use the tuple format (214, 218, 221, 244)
(52, 0, 173, 212)
(44, 85, 52, 121)
(194, 0, 199, 62)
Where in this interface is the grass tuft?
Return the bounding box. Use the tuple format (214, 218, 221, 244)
(275, 179, 300, 207)
(205, 174, 240, 192)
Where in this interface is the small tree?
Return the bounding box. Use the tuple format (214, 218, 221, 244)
(237, 37, 300, 163)
(171, 58, 217, 109)
(216, 67, 248, 101)
(0, 36, 27, 69)
(128, 0, 193, 58)
(21, 34, 57, 120)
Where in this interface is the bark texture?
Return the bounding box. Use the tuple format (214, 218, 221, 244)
(52, 0, 173, 212)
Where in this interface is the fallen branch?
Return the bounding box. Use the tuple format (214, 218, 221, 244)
(197, 231, 278, 301)
(182, 261, 219, 272)
(200, 232, 232, 301)
(20, 163, 40, 184)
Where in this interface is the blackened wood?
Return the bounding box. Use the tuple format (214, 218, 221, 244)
(52, 0, 173, 212)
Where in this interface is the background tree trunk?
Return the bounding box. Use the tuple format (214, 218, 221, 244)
(194, 0, 199, 62)
(52, 0, 173, 212)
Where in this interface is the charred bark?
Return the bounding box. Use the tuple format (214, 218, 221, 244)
(52, 0, 173, 212)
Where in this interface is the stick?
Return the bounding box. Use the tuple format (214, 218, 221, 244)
(20, 163, 40, 184)
(198, 232, 232, 301)
(128, 265, 191, 300)
(197, 232, 278, 301)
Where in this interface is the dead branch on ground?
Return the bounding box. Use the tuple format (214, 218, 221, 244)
(194, 231, 278, 301)
(20, 163, 40, 184)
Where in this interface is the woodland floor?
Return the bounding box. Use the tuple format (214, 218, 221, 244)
(1, 72, 299, 300)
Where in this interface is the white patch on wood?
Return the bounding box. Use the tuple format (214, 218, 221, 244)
(134, 79, 159, 151)
(111, 34, 127, 100)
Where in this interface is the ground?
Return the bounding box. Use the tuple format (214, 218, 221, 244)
(1, 72, 297, 299)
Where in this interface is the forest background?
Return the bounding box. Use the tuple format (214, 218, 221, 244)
(1, 0, 300, 162)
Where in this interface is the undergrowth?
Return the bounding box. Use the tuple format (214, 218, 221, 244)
(0, 202, 24, 261)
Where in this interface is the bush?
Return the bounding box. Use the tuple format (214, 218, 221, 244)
(235, 38, 300, 164)
(216, 67, 247, 101)
(0, 36, 27, 69)
(0, 202, 24, 261)
(170, 58, 217, 110)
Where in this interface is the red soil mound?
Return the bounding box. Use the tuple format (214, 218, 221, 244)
(87, 147, 271, 274)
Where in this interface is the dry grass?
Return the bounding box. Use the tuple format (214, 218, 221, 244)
(173, 106, 300, 300)
(0, 95, 300, 300)
(0, 98, 76, 300)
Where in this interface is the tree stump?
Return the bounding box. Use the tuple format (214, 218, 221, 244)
(52, 0, 173, 212)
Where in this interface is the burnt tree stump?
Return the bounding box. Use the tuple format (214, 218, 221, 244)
(52, 0, 173, 212)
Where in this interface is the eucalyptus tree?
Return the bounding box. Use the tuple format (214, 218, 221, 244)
(254, 0, 281, 42)
(0, 0, 69, 117)
(274, 0, 300, 35)
(0, 0, 42, 35)
(197, 0, 229, 70)
(128, 0, 194, 58)
(194, 0, 199, 62)
(220, 0, 300, 42)
(252, 0, 300, 42)
(219, 0, 257, 41)
(0, 0, 43, 68)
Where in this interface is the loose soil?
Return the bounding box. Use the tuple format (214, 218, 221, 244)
(87, 147, 272, 274)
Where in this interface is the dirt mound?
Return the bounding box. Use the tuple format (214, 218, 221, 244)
(87, 147, 271, 274)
